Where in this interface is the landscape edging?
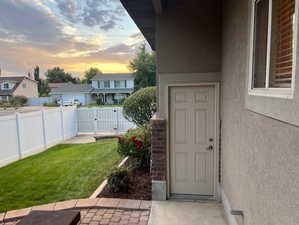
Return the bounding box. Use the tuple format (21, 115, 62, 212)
(89, 156, 129, 199)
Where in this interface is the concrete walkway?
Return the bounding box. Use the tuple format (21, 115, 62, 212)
(148, 201, 228, 225)
(62, 135, 96, 144)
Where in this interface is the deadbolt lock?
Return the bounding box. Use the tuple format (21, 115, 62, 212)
(206, 145, 214, 151)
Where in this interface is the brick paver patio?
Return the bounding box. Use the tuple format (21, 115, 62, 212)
(0, 198, 151, 225)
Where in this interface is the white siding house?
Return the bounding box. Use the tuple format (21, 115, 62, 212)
(91, 73, 135, 104)
(50, 74, 135, 105)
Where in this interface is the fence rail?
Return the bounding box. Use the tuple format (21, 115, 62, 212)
(0, 107, 77, 167)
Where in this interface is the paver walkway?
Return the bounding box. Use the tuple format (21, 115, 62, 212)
(0, 198, 151, 225)
(2, 208, 149, 225)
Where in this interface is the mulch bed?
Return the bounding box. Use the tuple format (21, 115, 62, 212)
(98, 167, 152, 200)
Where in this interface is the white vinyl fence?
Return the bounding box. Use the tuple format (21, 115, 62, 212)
(77, 107, 136, 133)
(0, 107, 77, 167)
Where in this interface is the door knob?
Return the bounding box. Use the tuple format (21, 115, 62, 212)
(206, 145, 214, 151)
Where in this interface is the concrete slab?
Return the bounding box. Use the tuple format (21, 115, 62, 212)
(62, 135, 96, 144)
(148, 201, 228, 225)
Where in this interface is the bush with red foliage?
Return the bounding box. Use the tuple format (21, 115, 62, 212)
(117, 127, 151, 168)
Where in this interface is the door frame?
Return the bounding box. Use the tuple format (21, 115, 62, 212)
(166, 82, 220, 201)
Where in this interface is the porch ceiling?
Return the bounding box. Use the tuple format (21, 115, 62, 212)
(120, 0, 158, 50)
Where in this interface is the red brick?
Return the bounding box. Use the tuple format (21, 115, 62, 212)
(76, 198, 99, 208)
(97, 198, 120, 208)
(54, 200, 77, 211)
(32, 203, 55, 211)
(5, 208, 31, 220)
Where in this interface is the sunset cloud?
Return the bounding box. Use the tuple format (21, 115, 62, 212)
(0, 0, 146, 78)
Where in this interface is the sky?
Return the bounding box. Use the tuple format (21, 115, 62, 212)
(0, 0, 146, 79)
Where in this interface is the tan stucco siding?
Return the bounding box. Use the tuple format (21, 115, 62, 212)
(13, 79, 38, 98)
(156, 1, 221, 74)
(156, 0, 222, 114)
(221, 1, 299, 225)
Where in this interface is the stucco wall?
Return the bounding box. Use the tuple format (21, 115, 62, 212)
(221, 0, 299, 225)
(13, 79, 38, 98)
(156, 0, 222, 114)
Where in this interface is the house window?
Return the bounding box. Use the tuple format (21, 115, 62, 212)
(22, 83, 27, 88)
(114, 80, 126, 88)
(3, 83, 9, 89)
(250, 0, 297, 97)
(103, 80, 110, 88)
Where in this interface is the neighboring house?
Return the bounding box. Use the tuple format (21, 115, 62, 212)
(122, 1, 299, 225)
(91, 73, 134, 104)
(50, 84, 92, 106)
(48, 82, 70, 89)
(50, 74, 134, 105)
(0, 76, 38, 101)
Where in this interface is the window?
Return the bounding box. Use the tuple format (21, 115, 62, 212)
(114, 80, 126, 88)
(103, 80, 110, 88)
(3, 83, 9, 89)
(22, 83, 27, 88)
(250, 0, 297, 97)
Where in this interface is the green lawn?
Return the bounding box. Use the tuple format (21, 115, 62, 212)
(0, 139, 122, 213)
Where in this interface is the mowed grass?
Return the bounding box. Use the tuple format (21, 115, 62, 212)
(0, 139, 122, 213)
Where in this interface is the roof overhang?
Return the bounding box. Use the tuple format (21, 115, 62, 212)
(120, 0, 167, 50)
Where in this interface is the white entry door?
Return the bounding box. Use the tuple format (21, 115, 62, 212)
(170, 86, 216, 196)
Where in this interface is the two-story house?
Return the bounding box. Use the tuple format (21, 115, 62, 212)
(91, 73, 135, 104)
(0, 76, 38, 101)
(50, 73, 135, 105)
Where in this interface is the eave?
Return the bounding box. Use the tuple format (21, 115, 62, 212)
(120, 0, 161, 50)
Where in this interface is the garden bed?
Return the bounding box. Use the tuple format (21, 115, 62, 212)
(98, 165, 152, 200)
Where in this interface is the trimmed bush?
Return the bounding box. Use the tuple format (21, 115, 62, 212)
(43, 102, 59, 107)
(12, 96, 27, 105)
(0, 96, 27, 108)
(117, 126, 151, 168)
(123, 87, 156, 127)
(107, 168, 130, 193)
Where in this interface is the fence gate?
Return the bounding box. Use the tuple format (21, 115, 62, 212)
(77, 107, 135, 133)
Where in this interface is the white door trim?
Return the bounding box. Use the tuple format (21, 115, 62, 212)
(165, 82, 220, 201)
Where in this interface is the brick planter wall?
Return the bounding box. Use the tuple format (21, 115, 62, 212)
(150, 113, 167, 200)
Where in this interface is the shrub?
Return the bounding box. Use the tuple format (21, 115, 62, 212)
(12, 96, 27, 105)
(117, 126, 151, 168)
(96, 98, 104, 105)
(0, 101, 15, 108)
(43, 102, 59, 107)
(123, 87, 156, 127)
(0, 96, 27, 108)
(107, 168, 130, 193)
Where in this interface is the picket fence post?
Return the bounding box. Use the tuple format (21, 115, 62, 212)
(60, 107, 65, 140)
(41, 110, 47, 149)
(15, 113, 23, 159)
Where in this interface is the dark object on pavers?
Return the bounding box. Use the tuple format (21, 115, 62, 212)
(16, 210, 80, 225)
(94, 135, 118, 141)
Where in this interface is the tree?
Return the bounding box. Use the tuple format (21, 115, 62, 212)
(129, 44, 156, 91)
(34, 65, 40, 81)
(39, 80, 50, 97)
(34, 65, 43, 95)
(45, 67, 77, 83)
(82, 67, 101, 84)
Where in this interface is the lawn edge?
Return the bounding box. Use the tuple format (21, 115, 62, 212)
(89, 156, 129, 199)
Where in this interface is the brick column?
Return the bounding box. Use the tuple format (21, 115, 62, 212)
(151, 113, 167, 200)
